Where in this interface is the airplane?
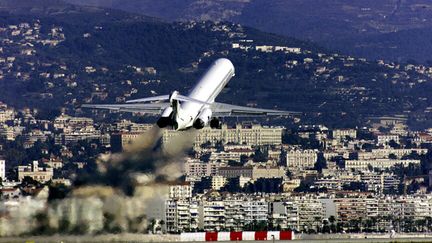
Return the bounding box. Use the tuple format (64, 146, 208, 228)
(82, 58, 298, 131)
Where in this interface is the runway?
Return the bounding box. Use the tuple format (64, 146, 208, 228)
(2, 234, 432, 243)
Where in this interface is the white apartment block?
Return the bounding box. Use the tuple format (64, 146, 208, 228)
(199, 198, 268, 232)
(377, 134, 400, 146)
(392, 196, 432, 220)
(334, 197, 379, 223)
(166, 198, 270, 232)
(286, 149, 318, 170)
(314, 174, 360, 191)
(199, 200, 225, 231)
(335, 195, 432, 229)
(164, 124, 283, 147)
(360, 173, 399, 193)
(218, 167, 253, 178)
(165, 195, 432, 232)
(252, 166, 286, 179)
(165, 200, 199, 233)
(270, 201, 299, 230)
(184, 159, 222, 180)
(169, 183, 192, 199)
(224, 198, 268, 230)
(223, 144, 253, 151)
(345, 159, 420, 171)
(371, 148, 428, 159)
(255, 45, 274, 52)
(54, 114, 94, 130)
(211, 176, 227, 190)
(209, 151, 247, 163)
(270, 197, 324, 232)
(332, 129, 357, 140)
(217, 166, 284, 180)
(297, 198, 325, 231)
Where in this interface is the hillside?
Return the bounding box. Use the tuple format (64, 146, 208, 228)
(65, 0, 432, 63)
(1, 5, 432, 128)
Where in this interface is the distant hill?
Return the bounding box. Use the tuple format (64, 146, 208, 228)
(64, 0, 432, 63)
(0, 0, 159, 23)
(0, 0, 100, 15)
(2, 3, 432, 128)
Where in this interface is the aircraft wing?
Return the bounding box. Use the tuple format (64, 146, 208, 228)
(211, 102, 300, 117)
(81, 103, 169, 114)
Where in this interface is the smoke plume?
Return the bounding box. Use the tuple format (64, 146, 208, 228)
(76, 125, 197, 195)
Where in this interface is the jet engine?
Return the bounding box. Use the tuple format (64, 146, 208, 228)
(157, 107, 173, 128)
(193, 108, 212, 129)
(210, 117, 222, 129)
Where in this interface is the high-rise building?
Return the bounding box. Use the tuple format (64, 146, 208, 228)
(165, 200, 199, 233)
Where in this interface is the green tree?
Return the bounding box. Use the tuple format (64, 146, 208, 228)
(33, 212, 55, 235)
(240, 154, 249, 164)
(58, 218, 71, 233)
(389, 139, 400, 149)
(314, 152, 327, 173)
(328, 216, 337, 233)
(48, 183, 70, 201)
(253, 148, 268, 162)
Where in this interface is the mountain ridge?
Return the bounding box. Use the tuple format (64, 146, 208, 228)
(1, 3, 432, 128)
(64, 0, 432, 63)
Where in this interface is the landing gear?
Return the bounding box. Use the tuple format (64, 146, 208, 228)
(210, 117, 222, 129)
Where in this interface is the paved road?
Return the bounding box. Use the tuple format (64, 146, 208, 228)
(292, 238, 432, 243)
(2, 235, 432, 243)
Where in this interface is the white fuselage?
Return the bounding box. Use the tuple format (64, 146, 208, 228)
(174, 58, 235, 130)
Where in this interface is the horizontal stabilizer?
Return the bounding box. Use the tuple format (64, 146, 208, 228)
(81, 103, 169, 115)
(126, 93, 212, 106)
(211, 102, 301, 117)
(126, 95, 170, 103)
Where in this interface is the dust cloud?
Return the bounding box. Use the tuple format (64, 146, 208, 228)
(43, 126, 198, 235)
(76, 125, 197, 195)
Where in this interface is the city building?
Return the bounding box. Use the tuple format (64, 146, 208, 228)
(169, 182, 192, 199)
(286, 149, 318, 170)
(218, 167, 253, 179)
(332, 129, 357, 140)
(184, 160, 222, 181)
(252, 166, 286, 179)
(270, 197, 325, 232)
(345, 159, 420, 171)
(377, 134, 400, 146)
(211, 176, 227, 190)
(166, 200, 199, 233)
(199, 200, 225, 231)
(17, 161, 53, 183)
(164, 124, 284, 146)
